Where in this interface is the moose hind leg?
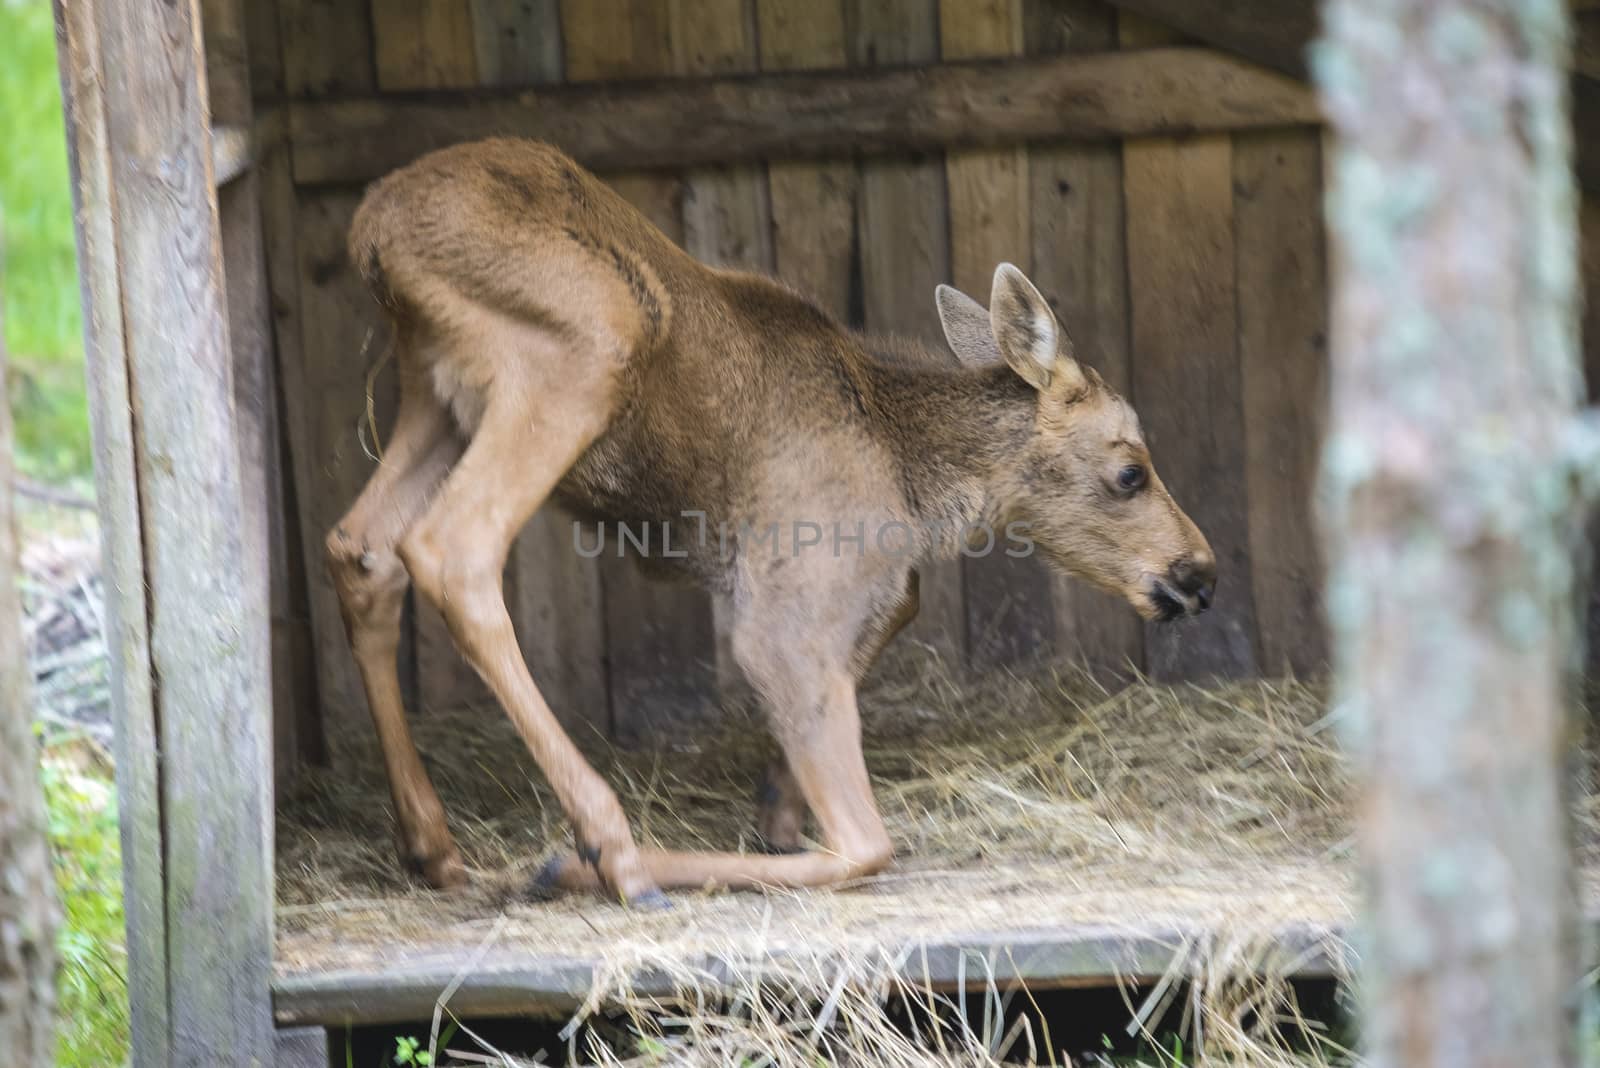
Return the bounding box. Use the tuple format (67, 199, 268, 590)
(398, 334, 663, 905)
(327, 387, 467, 888)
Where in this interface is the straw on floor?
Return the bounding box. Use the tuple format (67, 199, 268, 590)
(277, 645, 1382, 1064)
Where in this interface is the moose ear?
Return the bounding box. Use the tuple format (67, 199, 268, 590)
(989, 263, 1084, 393)
(935, 284, 1004, 369)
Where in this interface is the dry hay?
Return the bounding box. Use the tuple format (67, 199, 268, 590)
(277, 645, 1379, 1064)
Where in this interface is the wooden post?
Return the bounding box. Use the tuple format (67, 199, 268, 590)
(0, 241, 57, 1068)
(55, 0, 275, 1062)
(1317, 0, 1587, 1063)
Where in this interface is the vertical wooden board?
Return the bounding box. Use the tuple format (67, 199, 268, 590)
(757, 0, 847, 73)
(759, 0, 856, 323)
(372, 0, 491, 715)
(559, 0, 673, 80)
(372, 0, 480, 90)
(1582, 197, 1600, 672)
(1025, 0, 1144, 680)
(673, 0, 771, 702)
(246, 0, 285, 101)
(219, 174, 300, 785)
(1234, 131, 1328, 679)
(563, 0, 720, 746)
(940, 0, 1052, 669)
(847, 0, 965, 663)
(596, 173, 716, 745)
(1123, 136, 1258, 680)
(471, 0, 564, 86)
(93, 0, 274, 1056)
(51, 6, 169, 1057)
(276, 0, 375, 96)
(466, 0, 610, 732)
(509, 509, 609, 734)
(259, 141, 330, 769)
(290, 191, 403, 731)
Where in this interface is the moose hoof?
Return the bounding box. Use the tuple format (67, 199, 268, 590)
(626, 888, 673, 912)
(527, 855, 570, 900)
(405, 847, 469, 891)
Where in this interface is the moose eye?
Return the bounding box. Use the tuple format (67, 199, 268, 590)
(1117, 465, 1147, 492)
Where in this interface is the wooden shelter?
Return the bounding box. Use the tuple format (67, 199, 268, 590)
(50, 0, 1600, 1063)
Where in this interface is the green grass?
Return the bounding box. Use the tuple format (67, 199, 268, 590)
(1, 0, 91, 482)
(42, 749, 130, 1067)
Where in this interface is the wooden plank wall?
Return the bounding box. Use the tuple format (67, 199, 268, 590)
(256, 0, 1343, 764)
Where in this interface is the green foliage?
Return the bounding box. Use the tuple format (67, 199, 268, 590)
(42, 752, 130, 1068)
(0, 0, 91, 481)
(393, 1035, 433, 1066)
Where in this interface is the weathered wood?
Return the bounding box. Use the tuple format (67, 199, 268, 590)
(1121, 16, 1258, 681)
(83, 0, 276, 1059)
(274, 1026, 329, 1067)
(471, 0, 564, 87)
(758, 0, 856, 323)
(849, 0, 966, 663)
(0, 237, 56, 1068)
(1234, 131, 1328, 679)
(461, 0, 611, 733)
(672, 0, 771, 705)
(373, 0, 480, 90)
(373, 0, 495, 717)
(1098, 0, 1600, 197)
(1103, 0, 1315, 76)
(245, 0, 285, 101)
(257, 134, 329, 770)
(288, 48, 1322, 186)
(51, 4, 170, 1058)
(275, 0, 375, 97)
(290, 191, 405, 731)
(563, 0, 720, 745)
(940, 0, 1053, 670)
(271, 924, 1350, 1027)
(559, 0, 673, 81)
(218, 173, 296, 781)
(203, 0, 301, 783)
(1025, 0, 1145, 680)
(1318, 2, 1585, 1063)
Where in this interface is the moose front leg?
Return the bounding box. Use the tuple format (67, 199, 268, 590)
(754, 571, 920, 853)
(541, 635, 893, 894)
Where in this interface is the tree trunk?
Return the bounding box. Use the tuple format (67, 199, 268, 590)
(0, 261, 57, 1062)
(1316, 1, 1587, 1065)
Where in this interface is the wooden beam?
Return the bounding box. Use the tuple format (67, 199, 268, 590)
(59, 0, 276, 1062)
(1099, 0, 1600, 195)
(272, 924, 1349, 1027)
(288, 48, 1320, 185)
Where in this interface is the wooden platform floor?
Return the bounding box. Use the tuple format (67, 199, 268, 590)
(272, 856, 1354, 1026)
(267, 665, 1596, 1029)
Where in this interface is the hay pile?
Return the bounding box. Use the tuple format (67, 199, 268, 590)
(278, 647, 1370, 1065)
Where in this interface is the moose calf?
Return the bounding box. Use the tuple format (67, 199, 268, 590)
(328, 138, 1215, 907)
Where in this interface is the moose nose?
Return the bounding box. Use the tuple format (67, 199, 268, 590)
(1169, 555, 1217, 614)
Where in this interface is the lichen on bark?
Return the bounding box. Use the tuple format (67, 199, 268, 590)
(1315, 0, 1590, 1064)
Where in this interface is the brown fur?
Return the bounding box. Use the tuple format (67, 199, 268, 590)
(328, 138, 1215, 901)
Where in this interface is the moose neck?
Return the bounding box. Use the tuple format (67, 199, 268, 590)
(854, 346, 1034, 556)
